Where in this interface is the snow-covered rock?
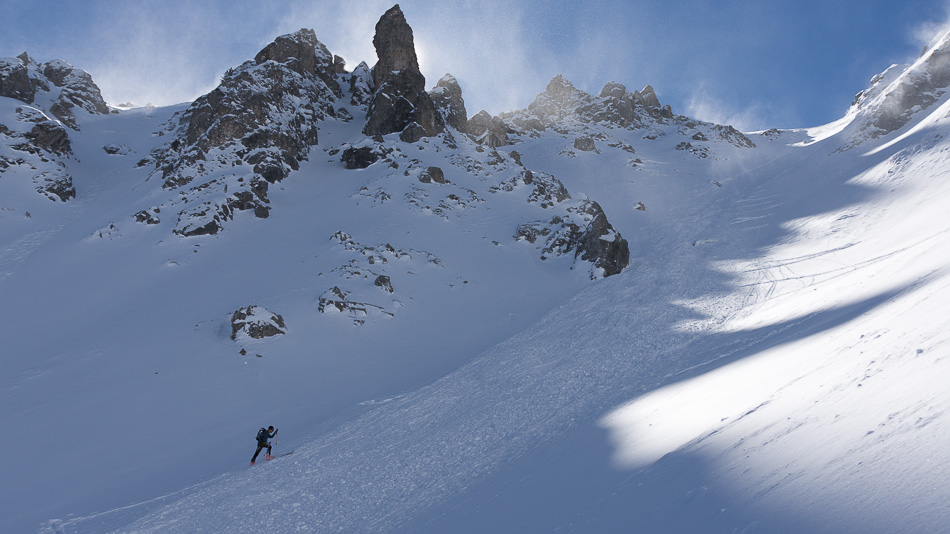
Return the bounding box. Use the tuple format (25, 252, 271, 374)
(430, 74, 469, 133)
(516, 199, 629, 279)
(467, 109, 510, 146)
(0, 53, 109, 129)
(150, 28, 344, 236)
(0, 53, 110, 203)
(844, 32, 950, 146)
(230, 305, 287, 341)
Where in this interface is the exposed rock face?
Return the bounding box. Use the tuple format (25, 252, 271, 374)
(151, 29, 345, 236)
(26, 119, 71, 155)
(572, 201, 630, 277)
(574, 136, 596, 151)
(349, 62, 373, 107)
(848, 36, 950, 145)
(342, 144, 386, 169)
(418, 165, 446, 184)
(467, 110, 509, 147)
(316, 230, 439, 325)
(521, 75, 668, 129)
(0, 54, 109, 129)
(374, 275, 394, 293)
(333, 55, 347, 74)
(363, 5, 444, 140)
(230, 305, 287, 340)
(372, 5, 419, 86)
(0, 54, 36, 103)
(102, 143, 130, 155)
(134, 207, 161, 225)
(318, 286, 395, 326)
(483, 162, 627, 279)
(1, 53, 111, 202)
(639, 84, 661, 108)
(178, 29, 338, 158)
(524, 74, 591, 125)
(429, 74, 468, 132)
(516, 200, 629, 279)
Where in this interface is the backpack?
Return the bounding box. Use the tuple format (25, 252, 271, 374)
(256, 427, 267, 442)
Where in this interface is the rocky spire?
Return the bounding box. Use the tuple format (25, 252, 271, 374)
(371, 5, 420, 89)
(363, 4, 444, 141)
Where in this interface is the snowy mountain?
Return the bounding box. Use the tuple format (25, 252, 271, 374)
(1, 5, 948, 533)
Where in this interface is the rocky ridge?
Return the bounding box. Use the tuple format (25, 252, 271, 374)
(134, 5, 630, 289)
(147, 29, 350, 236)
(0, 52, 109, 129)
(844, 31, 950, 147)
(456, 74, 755, 156)
(2, 5, 645, 333)
(0, 53, 109, 202)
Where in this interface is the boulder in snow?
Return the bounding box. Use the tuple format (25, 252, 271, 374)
(230, 305, 287, 341)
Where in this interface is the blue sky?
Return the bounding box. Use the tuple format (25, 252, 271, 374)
(2, 0, 948, 130)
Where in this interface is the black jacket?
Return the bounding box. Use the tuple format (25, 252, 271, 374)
(257, 429, 276, 443)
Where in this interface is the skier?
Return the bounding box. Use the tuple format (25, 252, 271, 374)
(250, 425, 278, 465)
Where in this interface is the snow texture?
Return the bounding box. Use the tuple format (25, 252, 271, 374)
(1, 21, 949, 534)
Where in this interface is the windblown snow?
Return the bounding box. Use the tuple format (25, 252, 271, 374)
(1, 16, 949, 534)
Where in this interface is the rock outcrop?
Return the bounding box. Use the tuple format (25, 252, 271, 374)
(418, 165, 447, 184)
(151, 29, 345, 236)
(486, 164, 629, 279)
(0, 54, 109, 129)
(847, 33, 950, 145)
(467, 110, 510, 147)
(573, 136, 596, 151)
(516, 200, 629, 279)
(230, 305, 287, 340)
(429, 74, 468, 132)
(363, 5, 444, 140)
(0, 54, 107, 202)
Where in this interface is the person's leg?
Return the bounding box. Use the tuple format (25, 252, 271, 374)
(251, 443, 264, 463)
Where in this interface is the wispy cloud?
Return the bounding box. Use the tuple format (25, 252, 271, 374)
(685, 86, 773, 132)
(80, 1, 286, 107)
(909, 1, 950, 51)
(411, 1, 555, 115)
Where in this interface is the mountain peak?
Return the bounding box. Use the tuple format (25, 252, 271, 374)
(544, 74, 578, 97)
(0, 53, 108, 128)
(253, 28, 332, 78)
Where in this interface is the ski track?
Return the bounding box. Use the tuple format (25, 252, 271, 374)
(8, 33, 950, 534)
(36, 126, 950, 532)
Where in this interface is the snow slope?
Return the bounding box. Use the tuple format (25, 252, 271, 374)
(2, 22, 949, 534)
